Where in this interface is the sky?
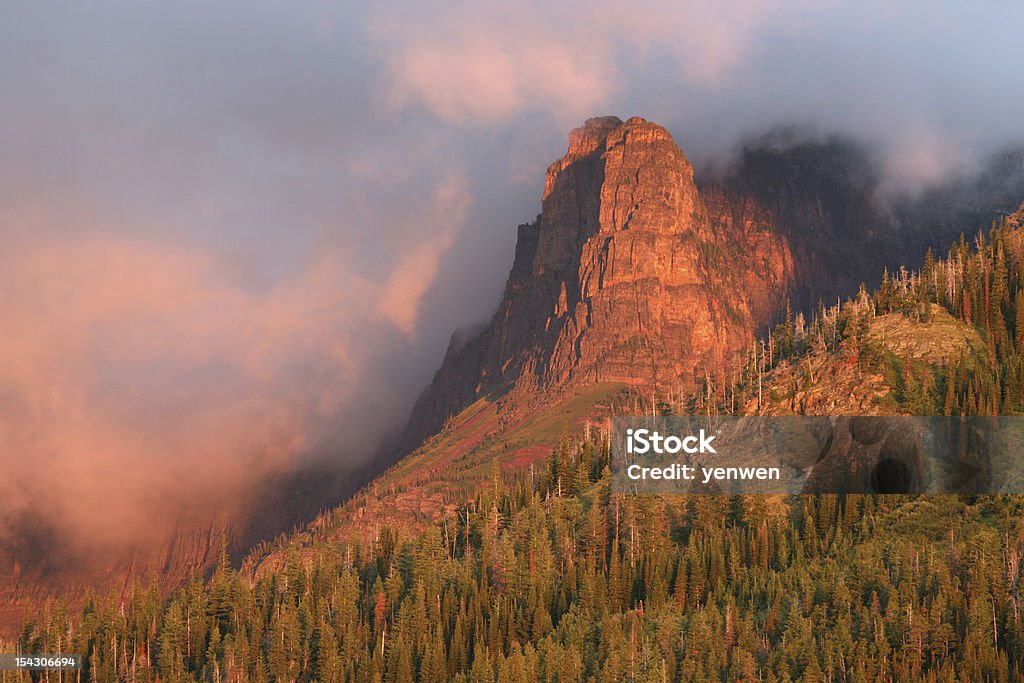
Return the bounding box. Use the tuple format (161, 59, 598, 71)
(1, 0, 1023, 555)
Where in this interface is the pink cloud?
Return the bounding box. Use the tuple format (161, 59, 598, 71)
(0, 172, 472, 555)
(366, 0, 798, 125)
(377, 173, 471, 334)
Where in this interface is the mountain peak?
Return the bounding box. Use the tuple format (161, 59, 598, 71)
(548, 115, 685, 201)
(405, 119, 1021, 443)
(406, 117, 795, 439)
(539, 115, 700, 271)
(565, 115, 621, 156)
(559, 115, 674, 162)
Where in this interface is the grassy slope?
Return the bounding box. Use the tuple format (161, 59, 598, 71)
(248, 383, 629, 578)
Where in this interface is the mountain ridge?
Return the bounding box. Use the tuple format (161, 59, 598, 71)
(405, 116, 1016, 447)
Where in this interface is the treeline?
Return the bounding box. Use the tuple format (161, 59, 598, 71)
(11, 445, 1024, 682)
(686, 208, 1024, 418)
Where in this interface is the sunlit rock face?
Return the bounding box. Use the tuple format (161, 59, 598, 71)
(408, 116, 797, 437)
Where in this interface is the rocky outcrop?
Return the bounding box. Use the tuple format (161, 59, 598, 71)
(408, 116, 796, 437)
(407, 118, 1024, 442)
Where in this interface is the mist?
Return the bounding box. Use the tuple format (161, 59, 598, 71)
(2, 1, 1023, 564)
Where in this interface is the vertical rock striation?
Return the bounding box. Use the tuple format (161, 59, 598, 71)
(409, 116, 796, 436)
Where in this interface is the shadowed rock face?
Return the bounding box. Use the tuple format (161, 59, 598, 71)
(408, 116, 797, 437)
(700, 133, 1024, 312)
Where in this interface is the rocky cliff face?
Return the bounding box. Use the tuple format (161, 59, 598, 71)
(408, 116, 796, 437)
(408, 118, 1022, 442)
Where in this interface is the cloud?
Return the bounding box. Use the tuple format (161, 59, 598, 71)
(0, 170, 471, 554)
(377, 173, 471, 334)
(365, 0, 1023, 195)
(881, 126, 978, 195)
(367, 3, 612, 125)
(366, 0, 796, 125)
(0, 236, 345, 548)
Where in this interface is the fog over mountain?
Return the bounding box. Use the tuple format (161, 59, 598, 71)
(1, 1, 1023, 561)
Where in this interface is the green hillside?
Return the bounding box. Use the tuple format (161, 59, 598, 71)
(9, 208, 1024, 681)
